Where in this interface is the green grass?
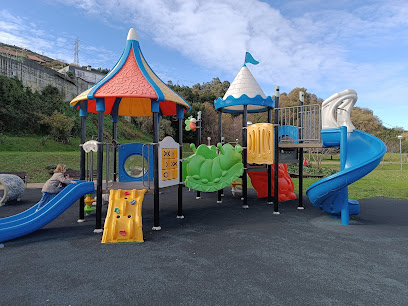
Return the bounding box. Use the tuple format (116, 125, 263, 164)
(349, 168, 408, 199)
(0, 135, 152, 152)
(0, 136, 81, 152)
(322, 152, 408, 163)
(292, 177, 320, 195)
(291, 163, 408, 200)
(1, 151, 79, 182)
(1, 137, 407, 200)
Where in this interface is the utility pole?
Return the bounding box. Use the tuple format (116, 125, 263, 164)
(398, 135, 403, 170)
(74, 38, 80, 66)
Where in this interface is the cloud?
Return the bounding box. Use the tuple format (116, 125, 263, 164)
(60, 0, 408, 84)
(0, 10, 66, 58)
(2, 1, 408, 128)
(0, 9, 117, 67)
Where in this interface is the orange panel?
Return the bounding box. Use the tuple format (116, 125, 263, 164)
(162, 148, 177, 159)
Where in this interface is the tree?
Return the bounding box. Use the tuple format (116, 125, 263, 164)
(222, 113, 242, 143)
(350, 107, 383, 136)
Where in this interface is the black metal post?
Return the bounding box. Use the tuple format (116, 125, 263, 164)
(217, 110, 223, 203)
(267, 107, 273, 204)
(152, 112, 161, 230)
(96, 110, 104, 230)
(274, 86, 280, 214)
(299, 148, 304, 208)
(242, 105, 248, 209)
(298, 91, 305, 210)
(112, 121, 118, 182)
(196, 115, 201, 200)
(177, 115, 184, 218)
(79, 116, 86, 221)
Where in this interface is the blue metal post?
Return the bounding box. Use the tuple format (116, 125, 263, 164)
(340, 126, 349, 225)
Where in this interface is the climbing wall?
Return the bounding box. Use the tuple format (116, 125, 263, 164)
(102, 189, 147, 243)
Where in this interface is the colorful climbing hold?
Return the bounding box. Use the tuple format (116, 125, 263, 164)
(130, 200, 136, 205)
(124, 191, 130, 196)
(114, 208, 120, 213)
(119, 230, 126, 236)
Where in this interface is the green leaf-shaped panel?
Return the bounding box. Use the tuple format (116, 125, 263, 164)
(184, 143, 243, 192)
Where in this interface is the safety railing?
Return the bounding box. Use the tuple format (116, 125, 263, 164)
(83, 140, 116, 192)
(275, 104, 322, 145)
(141, 143, 153, 189)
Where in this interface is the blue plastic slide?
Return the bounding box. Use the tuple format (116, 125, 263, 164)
(0, 181, 95, 242)
(306, 128, 386, 223)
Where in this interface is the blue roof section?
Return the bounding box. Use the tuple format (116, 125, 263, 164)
(133, 41, 165, 102)
(214, 94, 275, 114)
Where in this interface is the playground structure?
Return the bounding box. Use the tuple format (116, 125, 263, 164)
(0, 28, 388, 244)
(212, 62, 385, 225)
(306, 89, 386, 224)
(68, 28, 191, 236)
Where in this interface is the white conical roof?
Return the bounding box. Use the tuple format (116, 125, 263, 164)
(223, 65, 266, 99)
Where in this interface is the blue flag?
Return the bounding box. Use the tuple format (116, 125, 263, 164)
(245, 52, 259, 65)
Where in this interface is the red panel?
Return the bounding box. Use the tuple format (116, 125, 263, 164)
(159, 100, 177, 116)
(248, 164, 297, 201)
(95, 47, 157, 99)
(84, 97, 116, 115)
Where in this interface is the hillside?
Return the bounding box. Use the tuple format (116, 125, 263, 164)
(0, 41, 405, 153)
(0, 42, 109, 73)
(0, 42, 63, 67)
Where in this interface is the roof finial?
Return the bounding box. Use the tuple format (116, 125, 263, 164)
(127, 28, 139, 41)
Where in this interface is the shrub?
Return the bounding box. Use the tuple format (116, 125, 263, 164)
(38, 111, 75, 144)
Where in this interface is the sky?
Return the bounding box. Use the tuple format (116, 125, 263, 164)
(1, 0, 407, 130)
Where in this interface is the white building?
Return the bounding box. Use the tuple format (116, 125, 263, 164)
(59, 65, 106, 86)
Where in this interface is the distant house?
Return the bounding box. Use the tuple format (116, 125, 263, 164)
(0, 47, 46, 64)
(58, 65, 106, 86)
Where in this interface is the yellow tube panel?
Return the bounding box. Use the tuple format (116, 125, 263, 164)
(247, 123, 274, 165)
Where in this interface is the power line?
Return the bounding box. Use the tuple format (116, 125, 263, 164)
(382, 121, 406, 130)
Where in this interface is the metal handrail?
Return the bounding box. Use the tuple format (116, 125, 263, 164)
(275, 104, 322, 145)
(141, 143, 153, 189)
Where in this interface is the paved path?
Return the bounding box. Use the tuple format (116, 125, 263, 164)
(1, 187, 408, 305)
(26, 183, 44, 189)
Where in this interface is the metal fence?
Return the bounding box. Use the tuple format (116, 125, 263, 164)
(275, 104, 322, 145)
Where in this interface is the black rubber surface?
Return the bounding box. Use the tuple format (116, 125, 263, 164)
(1, 187, 407, 305)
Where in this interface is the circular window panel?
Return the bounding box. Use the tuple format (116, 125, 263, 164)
(124, 154, 147, 178)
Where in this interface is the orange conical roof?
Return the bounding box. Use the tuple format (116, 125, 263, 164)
(70, 28, 190, 116)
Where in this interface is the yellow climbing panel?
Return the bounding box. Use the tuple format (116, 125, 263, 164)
(247, 123, 274, 165)
(102, 189, 147, 243)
